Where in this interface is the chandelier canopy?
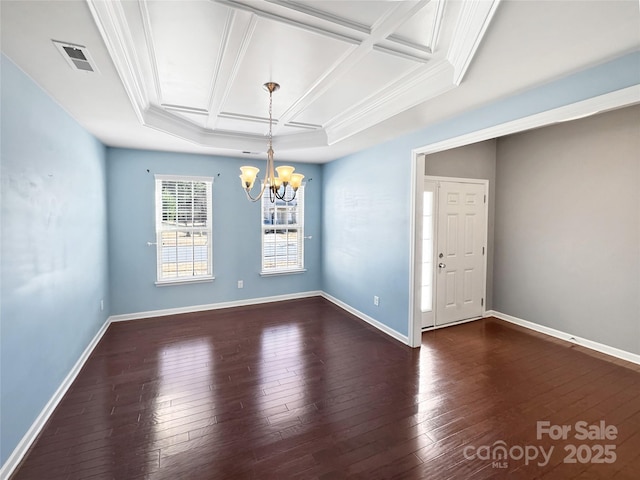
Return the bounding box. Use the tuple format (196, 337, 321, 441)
(239, 82, 303, 203)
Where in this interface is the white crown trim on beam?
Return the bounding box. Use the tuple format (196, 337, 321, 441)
(87, 0, 149, 122)
(206, 10, 258, 131)
(214, 0, 361, 45)
(138, 0, 163, 103)
(447, 0, 501, 85)
(326, 60, 456, 145)
(277, 0, 433, 132)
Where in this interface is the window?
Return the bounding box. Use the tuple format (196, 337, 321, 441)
(421, 190, 434, 312)
(261, 184, 305, 274)
(155, 175, 213, 284)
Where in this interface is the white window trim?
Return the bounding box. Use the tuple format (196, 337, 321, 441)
(154, 174, 214, 285)
(260, 184, 305, 275)
(260, 269, 307, 277)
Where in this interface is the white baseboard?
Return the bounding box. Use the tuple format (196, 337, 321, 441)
(485, 310, 640, 366)
(321, 292, 410, 346)
(1, 290, 403, 478)
(108, 291, 323, 322)
(0, 318, 111, 480)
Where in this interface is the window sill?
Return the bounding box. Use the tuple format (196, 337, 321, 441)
(260, 269, 307, 277)
(155, 276, 215, 287)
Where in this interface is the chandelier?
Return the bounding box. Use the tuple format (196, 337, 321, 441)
(239, 82, 304, 203)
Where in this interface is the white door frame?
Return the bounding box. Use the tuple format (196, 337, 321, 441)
(407, 86, 638, 348)
(412, 175, 488, 333)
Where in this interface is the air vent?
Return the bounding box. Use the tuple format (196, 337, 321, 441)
(52, 40, 99, 73)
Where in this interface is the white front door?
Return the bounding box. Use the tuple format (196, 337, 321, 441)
(435, 181, 487, 326)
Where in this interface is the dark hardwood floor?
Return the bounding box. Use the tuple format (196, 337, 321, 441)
(11, 297, 640, 479)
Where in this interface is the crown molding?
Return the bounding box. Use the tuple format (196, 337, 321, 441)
(326, 60, 455, 145)
(206, 11, 257, 130)
(447, 0, 501, 85)
(88, 0, 497, 154)
(87, 0, 150, 122)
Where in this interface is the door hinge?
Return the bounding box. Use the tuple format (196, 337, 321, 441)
(481, 298, 484, 306)
(482, 246, 485, 255)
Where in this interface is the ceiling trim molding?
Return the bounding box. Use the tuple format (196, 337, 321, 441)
(385, 35, 433, 56)
(447, 0, 501, 85)
(276, 0, 432, 133)
(218, 111, 272, 125)
(286, 120, 322, 131)
(371, 44, 430, 63)
(266, 0, 372, 34)
(213, 0, 361, 45)
(413, 85, 640, 155)
(217, 0, 435, 66)
(138, 0, 162, 103)
(206, 11, 257, 130)
(273, 46, 357, 134)
(429, 0, 446, 53)
(87, 0, 150, 122)
(86, 0, 501, 156)
(161, 104, 209, 116)
(203, 9, 236, 129)
(384, 0, 444, 57)
(326, 60, 456, 145)
(143, 105, 329, 152)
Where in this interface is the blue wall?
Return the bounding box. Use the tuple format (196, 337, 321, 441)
(322, 51, 640, 338)
(107, 148, 323, 315)
(0, 55, 109, 464)
(1, 44, 638, 469)
(323, 140, 414, 336)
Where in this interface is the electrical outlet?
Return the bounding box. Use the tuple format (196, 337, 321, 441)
(237, 280, 244, 289)
(100, 299, 104, 311)
(373, 296, 379, 306)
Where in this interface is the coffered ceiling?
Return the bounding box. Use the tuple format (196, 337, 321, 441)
(1, 1, 639, 162)
(87, 0, 497, 153)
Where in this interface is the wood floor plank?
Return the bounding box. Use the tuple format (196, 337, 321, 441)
(9, 298, 640, 479)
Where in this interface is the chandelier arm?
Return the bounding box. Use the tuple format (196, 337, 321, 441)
(244, 172, 269, 202)
(273, 185, 296, 203)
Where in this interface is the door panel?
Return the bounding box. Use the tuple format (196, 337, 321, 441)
(436, 181, 486, 326)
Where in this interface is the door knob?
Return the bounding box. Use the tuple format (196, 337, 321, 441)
(438, 262, 446, 269)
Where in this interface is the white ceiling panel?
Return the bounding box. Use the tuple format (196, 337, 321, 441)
(221, 16, 355, 118)
(144, 1, 228, 110)
(294, 49, 422, 126)
(282, 0, 397, 30)
(386, 0, 440, 52)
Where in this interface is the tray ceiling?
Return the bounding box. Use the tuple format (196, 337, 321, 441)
(87, 0, 499, 153)
(2, 1, 638, 162)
